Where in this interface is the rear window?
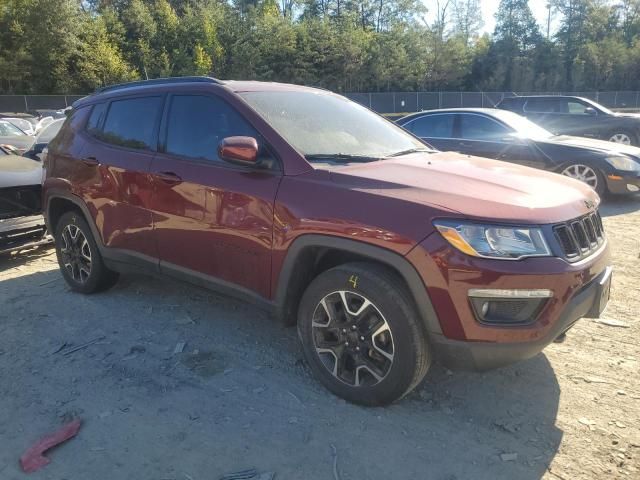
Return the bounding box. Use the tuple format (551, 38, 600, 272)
(99, 97, 162, 150)
(86, 103, 106, 135)
(524, 98, 562, 113)
(406, 114, 454, 138)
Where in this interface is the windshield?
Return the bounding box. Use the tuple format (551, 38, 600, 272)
(490, 109, 556, 139)
(240, 91, 428, 161)
(0, 121, 25, 136)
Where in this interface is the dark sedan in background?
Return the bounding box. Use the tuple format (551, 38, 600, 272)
(497, 95, 640, 146)
(397, 108, 640, 196)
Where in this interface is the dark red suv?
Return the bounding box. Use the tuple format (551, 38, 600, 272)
(43, 77, 612, 405)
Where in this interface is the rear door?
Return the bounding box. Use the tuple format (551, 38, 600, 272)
(402, 113, 458, 151)
(76, 96, 163, 263)
(149, 92, 282, 299)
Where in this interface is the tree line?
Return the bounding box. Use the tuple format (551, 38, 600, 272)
(1, 0, 640, 94)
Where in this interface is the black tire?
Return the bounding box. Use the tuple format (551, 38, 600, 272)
(54, 211, 119, 293)
(297, 262, 431, 406)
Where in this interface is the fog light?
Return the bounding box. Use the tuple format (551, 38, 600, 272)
(468, 289, 552, 326)
(627, 184, 640, 192)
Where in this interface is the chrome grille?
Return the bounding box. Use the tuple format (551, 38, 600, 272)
(554, 211, 605, 261)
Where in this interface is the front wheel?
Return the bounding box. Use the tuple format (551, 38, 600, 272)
(55, 211, 119, 293)
(608, 130, 636, 146)
(560, 163, 606, 196)
(297, 263, 430, 406)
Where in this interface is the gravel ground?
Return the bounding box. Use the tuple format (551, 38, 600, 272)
(0, 195, 639, 480)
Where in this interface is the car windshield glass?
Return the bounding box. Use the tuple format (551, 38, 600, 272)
(489, 110, 556, 139)
(240, 91, 429, 161)
(581, 98, 614, 115)
(0, 121, 25, 136)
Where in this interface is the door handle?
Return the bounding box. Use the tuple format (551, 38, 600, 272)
(81, 156, 98, 166)
(156, 171, 182, 184)
(458, 142, 473, 147)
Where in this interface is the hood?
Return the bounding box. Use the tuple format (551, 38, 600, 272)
(327, 152, 599, 224)
(0, 135, 36, 153)
(541, 135, 640, 158)
(0, 155, 43, 188)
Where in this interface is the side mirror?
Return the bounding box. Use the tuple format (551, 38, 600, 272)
(218, 136, 259, 166)
(584, 107, 597, 116)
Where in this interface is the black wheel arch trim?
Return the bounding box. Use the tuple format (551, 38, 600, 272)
(274, 234, 443, 335)
(45, 190, 105, 251)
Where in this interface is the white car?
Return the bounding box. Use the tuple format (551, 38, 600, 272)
(0, 145, 51, 254)
(4, 117, 36, 136)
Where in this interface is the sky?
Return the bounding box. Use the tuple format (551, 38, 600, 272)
(480, 0, 558, 35)
(423, 0, 561, 37)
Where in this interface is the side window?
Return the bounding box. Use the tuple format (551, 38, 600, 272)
(567, 100, 590, 115)
(86, 103, 106, 135)
(460, 115, 509, 141)
(524, 98, 560, 113)
(407, 115, 454, 138)
(100, 97, 162, 150)
(165, 95, 259, 163)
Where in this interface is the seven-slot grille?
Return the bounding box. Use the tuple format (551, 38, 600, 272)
(553, 211, 605, 261)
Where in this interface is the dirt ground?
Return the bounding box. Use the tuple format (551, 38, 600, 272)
(0, 196, 639, 480)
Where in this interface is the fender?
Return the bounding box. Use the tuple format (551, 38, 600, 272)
(274, 234, 442, 335)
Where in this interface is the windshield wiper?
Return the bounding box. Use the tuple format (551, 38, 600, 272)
(385, 148, 431, 158)
(305, 153, 380, 163)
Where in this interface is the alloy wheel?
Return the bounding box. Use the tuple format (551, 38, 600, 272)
(561, 164, 599, 190)
(609, 133, 632, 145)
(311, 291, 394, 387)
(60, 224, 92, 283)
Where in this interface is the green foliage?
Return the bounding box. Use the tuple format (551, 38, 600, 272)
(2, 0, 640, 93)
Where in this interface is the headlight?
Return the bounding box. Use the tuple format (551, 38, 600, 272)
(605, 156, 640, 172)
(434, 220, 551, 260)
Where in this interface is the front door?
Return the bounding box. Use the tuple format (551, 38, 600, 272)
(455, 113, 547, 169)
(149, 93, 282, 299)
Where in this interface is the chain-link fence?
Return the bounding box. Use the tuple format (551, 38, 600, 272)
(2, 91, 640, 115)
(0, 95, 85, 114)
(345, 91, 640, 114)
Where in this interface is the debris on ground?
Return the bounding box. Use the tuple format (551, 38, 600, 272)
(330, 443, 341, 480)
(500, 452, 518, 462)
(173, 342, 186, 355)
(593, 319, 630, 328)
(123, 345, 146, 360)
(19, 419, 82, 473)
(219, 468, 275, 479)
(58, 336, 106, 356)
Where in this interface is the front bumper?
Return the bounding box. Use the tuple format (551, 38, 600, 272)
(0, 214, 52, 255)
(406, 231, 611, 370)
(605, 171, 640, 194)
(430, 266, 611, 370)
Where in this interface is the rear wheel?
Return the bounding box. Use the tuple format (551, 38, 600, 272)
(560, 163, 606, 196)
(55, 211, 119, 293)
(297, 263, 430, 406)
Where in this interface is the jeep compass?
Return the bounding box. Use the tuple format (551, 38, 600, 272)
(43, 77, 612, 405)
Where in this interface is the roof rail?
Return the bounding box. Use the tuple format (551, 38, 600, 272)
(95, 76, 223, 94)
